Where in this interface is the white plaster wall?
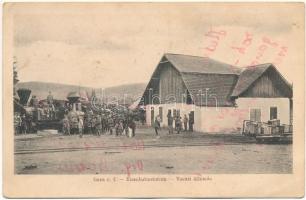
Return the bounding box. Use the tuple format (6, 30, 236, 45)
(193, 106, 202, 132)
(198, 98, 290, 133)
(145, 98, 290, 133)
(236, 98, 290, 125)
(145, 105, 152, 126)
(198, 107, 246, 133)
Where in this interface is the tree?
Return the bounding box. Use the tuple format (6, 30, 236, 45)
(13, 56, 19, 96)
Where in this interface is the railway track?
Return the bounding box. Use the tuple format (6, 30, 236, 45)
(14, 141, 252, 155)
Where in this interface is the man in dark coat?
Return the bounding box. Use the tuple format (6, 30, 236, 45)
(168, 115, 174, 134)
(175, 116, 182, 134)
(20, 114, 27, 134)
(188, 112, 194, 132)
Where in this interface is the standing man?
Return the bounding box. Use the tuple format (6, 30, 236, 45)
(175, 116, 182, 134)
(168, 114, 174, 134)
(78, 117, 84, 138)
(14, 113, 21, 134)
(188, 112, 194, 132)
(123, 117, 129, 136)
(62, 115, 70, 135)
(140, 110, 145, 125)
(26, 114, 33, 133)
(183, 114, 188, 132)
(101, 114, 106, 134)
(154, 115, 161, 136)
(95, 115, 102, 136)
(108, 116, 114, 135)
(21, 114, 27, 134)
(91, 115, 97, 135)
(129, 118, 136, 137)
(84, 110, 93, 134)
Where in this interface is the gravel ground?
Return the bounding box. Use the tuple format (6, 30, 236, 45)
(14, 127, 292, 174)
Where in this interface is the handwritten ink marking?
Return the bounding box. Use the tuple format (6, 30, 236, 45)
(123, 160, 144, 176)
(58, 160, 109, 173)
(231, 32, 253, 65)
(203, 28, 227, 57)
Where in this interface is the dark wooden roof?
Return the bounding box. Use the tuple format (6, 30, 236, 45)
(231, 64, 270, 97)
(231, 64, 293, 98)
(181, 72, 238, 106)
(140, 54, 292, 107)
(164, 53, 241, 75)
(154, 54, 240, 106)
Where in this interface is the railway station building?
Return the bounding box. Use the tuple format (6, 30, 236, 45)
(139, 53, 293, 133)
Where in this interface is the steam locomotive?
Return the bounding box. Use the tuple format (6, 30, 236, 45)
(14, 88, 66, 133)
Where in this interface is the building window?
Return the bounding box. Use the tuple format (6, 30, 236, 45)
(250, 108, 261, 122)
(159, 107, 163, 122)
(270, 107, 277, 120)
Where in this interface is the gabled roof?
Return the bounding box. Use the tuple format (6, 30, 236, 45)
(139, 53, 292, 107)
(164, 53, 241, 75)
(231, 63, 292, 98)
(231, 64, 271, 97)
(181, 73, 238, 106)
(164, 54, 240, 106)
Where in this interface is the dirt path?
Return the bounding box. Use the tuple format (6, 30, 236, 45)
(14, 128, 292, 174)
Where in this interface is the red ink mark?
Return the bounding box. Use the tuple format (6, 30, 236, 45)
(194, 142, 224, 174)
(136, 160, 144, 170)
(209, 125, 218, 132)
(242, 32, 253, 46)
(217, 109, 230, 119)
(231, 46, 246, 54)
(203, 28, 227, 57)
(58, 160, 109, 173)
(231, 32, 253, 65)
(262, 36, 279, 48)
(76, 163, 86, 173)
(251, 36, 288, 66)
(124, 160, 144, 176)
(234, 59, 240, 65)
(273, 46, 288, 65)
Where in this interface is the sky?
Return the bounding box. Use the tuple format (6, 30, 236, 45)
(12, 3, 304, 88)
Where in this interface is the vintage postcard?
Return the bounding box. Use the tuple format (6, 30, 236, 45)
(2, 2, 305, 198)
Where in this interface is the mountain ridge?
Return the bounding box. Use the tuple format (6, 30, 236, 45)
(16, 81, 147, 104)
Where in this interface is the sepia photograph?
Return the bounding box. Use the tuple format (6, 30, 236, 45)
(3, 2, 305, 198)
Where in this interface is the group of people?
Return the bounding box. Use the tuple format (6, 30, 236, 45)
(14, 113, 33, 134)
(29, 92, 59, 120)
(62, 109, 137, 138)
(154, 112, 194, 136)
